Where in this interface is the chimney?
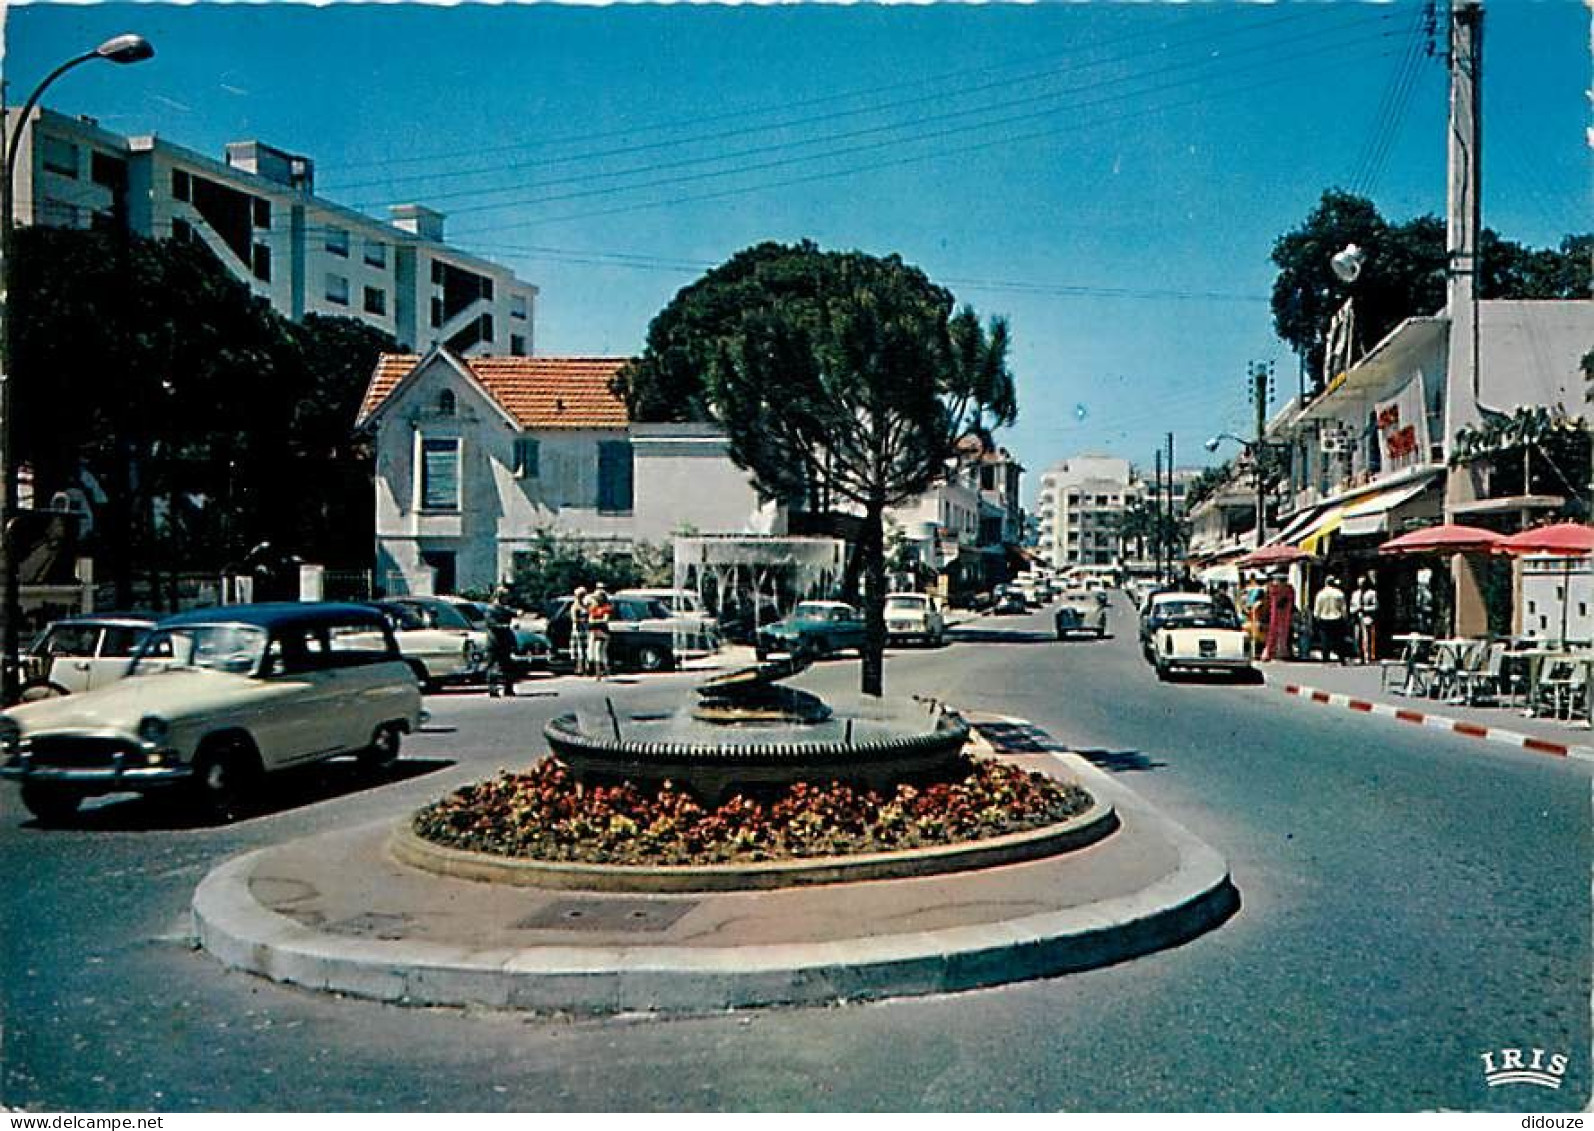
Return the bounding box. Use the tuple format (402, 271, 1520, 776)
(389, 203, 445, 241)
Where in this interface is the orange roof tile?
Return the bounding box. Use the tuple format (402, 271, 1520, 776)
(358, 353, 632, 430)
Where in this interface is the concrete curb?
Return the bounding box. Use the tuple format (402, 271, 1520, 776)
(190, 725, 1237, 1013)
(1274, 681, 1594, 764)
(390, 797, 1118, 893)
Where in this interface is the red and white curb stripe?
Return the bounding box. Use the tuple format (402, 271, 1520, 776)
(1277, 683, 1594, 763)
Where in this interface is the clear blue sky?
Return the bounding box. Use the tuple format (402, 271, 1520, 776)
(9, 1, 1589, 501)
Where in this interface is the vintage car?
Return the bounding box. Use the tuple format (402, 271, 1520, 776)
(542, 595, 682, 673)
(992, 589, 1029, 616)
(0, 602, 424, 824)
(884, 592, 945, 646)
(460, 601, 553, 678)
(368, 597, 493, 690)
(1053, 589, 1108, 639)
(613, 588, 722, 659)
(18, 614, 158, 701)
(1144, 595, 1256, 681)
(755, 601, 866, 661)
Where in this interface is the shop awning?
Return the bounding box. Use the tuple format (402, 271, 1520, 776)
(1338, 478, 1438, 537)
(1266, 505, 1328, 548)
(1297, 506, 1346, 555)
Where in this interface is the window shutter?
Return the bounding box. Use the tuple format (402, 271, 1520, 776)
(421, 438, 460, 510)
(597, 440, 634, 513)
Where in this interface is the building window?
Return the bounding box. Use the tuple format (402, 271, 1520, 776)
(171, 168, 192, 202)
(510, 334, 527, 357)
(172, 217, 194, 245)
(430, 297, 443, 328)
(478, 312, 494, 344)
(252, 198, 271, 229)
(363, 286, 387, 316)
(481, 278, 494, 301)
(252, 242, 272, 283)
(437, 390, 456, 416)
(325, 227, 349, 257)
(41, 136, 79, 178)
(510, 294, 529, 320)
(420, 437, 461, 512)
(365, 241, 387, 268)
(514, 437, 540, 479)
(597, 440, 635, 513)
(325, 273, 349, 305)
(431, 260, 445, 286)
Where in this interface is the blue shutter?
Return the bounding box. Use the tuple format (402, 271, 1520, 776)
(421, 438, 460, 511)
(597, 440, 633, 513)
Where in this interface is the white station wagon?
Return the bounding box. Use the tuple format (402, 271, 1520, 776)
(0, 602, 423, 824)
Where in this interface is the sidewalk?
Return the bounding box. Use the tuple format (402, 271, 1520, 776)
(1262, 658, 1594, 763)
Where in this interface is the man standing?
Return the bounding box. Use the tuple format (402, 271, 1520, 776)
(1313, 575, 1349, 663)
(1351, 574, 1379, 664)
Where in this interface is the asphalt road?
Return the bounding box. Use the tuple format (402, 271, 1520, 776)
(1, 597, 1588, 1112)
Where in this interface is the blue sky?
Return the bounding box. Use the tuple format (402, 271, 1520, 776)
(9, 2, 1589, 500)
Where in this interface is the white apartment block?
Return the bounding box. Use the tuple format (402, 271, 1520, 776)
(1036, 455, 1134, 570)
(8, 106, 538, 356)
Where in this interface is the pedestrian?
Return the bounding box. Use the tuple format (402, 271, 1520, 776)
(485, 611, 518, 698)
(1242, 574, 1268, 658)
(569, 586, 590, 675)
(1351, 574, 1379, 663)
(1261, 571, 1295, 661)
(587, 588, 613, 679)
(1313, 575, 1350, 663)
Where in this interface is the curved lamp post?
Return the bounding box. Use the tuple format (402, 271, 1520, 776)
(0, 33, 154, 703)
(1205, 432, 1273, 549)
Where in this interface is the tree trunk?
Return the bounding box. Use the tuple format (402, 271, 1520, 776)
(860, 497, 887, 698)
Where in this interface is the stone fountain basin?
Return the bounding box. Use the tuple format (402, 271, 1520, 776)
(544, 697, 970, 800)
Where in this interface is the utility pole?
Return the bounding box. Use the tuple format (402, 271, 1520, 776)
(1251, 361, 1271, 545)
(1153, 448, 1164, 580)
(1166, 431, 1176, 575)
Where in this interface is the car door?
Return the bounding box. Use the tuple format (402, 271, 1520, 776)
(251, 627, 345, 767)
(39, 624, 101, 693)
(86, 624, 148, 691)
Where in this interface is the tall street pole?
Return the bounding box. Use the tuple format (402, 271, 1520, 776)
(1252, 361, 1270, 546)
(1166, 431, 1175, 573)
(0, 34, 153, 704)
(1153, 448, 1164, 580)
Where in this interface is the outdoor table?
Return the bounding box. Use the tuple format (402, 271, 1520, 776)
(1431, 638, 1482, 703)
(1388, 633, 1435, 696)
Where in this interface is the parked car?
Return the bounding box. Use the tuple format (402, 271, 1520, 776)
(18, 614, 157, 701)
(367, 597, 493, 690)
(1146, 597, 1255, 682)
(1054, 589, 1108, 639)
(613, 588, 722, 659)
(0, 602, 423, 824)
(884, 592, 945, 645)
(993, 590, 1029, 616)
(1139, 591, 1217, 658)
(542, 595, 681, 672)
(461, 601, 553, 678)
(755, 601, 867, 661)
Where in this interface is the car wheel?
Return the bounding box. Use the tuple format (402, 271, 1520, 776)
(635, 644, 670, 673)
(1096, 624, 1106, 638)
(812, 637, 831, 659)
(190, 739, 260, 823)
(1154, 661, 1171, 682)
(359, 723, 404, 772)
(20, 784, 81, 825)
(18, 680, 69, 702)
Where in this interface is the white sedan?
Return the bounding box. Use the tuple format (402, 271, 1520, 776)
(1145, 596, 1257, 682)
(885, 592, 945, 645)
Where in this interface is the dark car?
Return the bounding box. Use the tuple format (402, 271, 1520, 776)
(755, 601, 867, 661)
(542, 596, 679, 672)
(993, 591, 1028, 615)
(463, 602, 552, 678)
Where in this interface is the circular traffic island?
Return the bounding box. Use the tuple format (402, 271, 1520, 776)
(399, 753, 1112, 892)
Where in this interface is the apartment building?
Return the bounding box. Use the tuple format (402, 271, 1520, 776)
(1036, 455, 1134, 569)
(9, 106, 538, 356)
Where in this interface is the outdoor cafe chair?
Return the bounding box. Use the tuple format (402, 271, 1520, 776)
(1533, 656, 1582, 720)
(1456, 642, 1507, 706)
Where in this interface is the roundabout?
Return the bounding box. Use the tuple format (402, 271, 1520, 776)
(189, 708, 1240, 1014)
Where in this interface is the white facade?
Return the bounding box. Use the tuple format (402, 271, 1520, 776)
(10, 107, 538, 355)
(361, 352, 777, 595)
(1037, 455, 1134, 569)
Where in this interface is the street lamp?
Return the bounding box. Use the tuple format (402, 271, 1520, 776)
(0, 33, 154, 703)
(1205, 432, 1276, 549)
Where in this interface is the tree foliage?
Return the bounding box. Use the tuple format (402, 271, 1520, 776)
(1271, 190, 1592, 393)
(623, 241, 1016, 695)
(10, 227, 395, 604)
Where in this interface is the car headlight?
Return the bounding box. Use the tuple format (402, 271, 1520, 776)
(136, 716, 171, 747)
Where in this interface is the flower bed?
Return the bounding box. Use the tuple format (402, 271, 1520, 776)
(413, 756, 1091, 866)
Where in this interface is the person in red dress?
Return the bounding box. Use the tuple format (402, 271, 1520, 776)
(1262, 572, 1296, 661)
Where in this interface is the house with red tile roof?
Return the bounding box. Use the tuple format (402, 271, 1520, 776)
(357, 349, 781, 595)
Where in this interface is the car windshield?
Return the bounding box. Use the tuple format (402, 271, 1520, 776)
(793, 603, 836, 620)
(453, 602, 489, 629)
(886, 597, 927, 612)
(376, 602, 427, 631)
(1156, 600, 1216, 621)
(130, 623, 269, 676)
